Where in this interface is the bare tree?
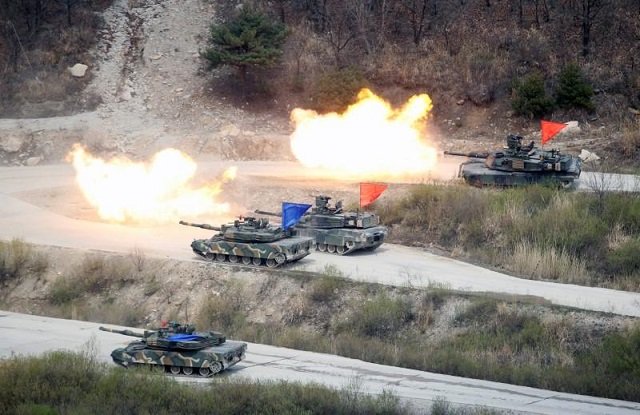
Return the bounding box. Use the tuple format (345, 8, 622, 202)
(563, 0, 610, 57)
(399, 0, 431, 46)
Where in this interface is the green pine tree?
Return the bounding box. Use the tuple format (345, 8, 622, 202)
(511, 72, 555, 118)
(555, 63, 595, 111)
(201, 7, 287, 79)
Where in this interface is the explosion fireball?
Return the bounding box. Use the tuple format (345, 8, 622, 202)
(290, 88, 438, 178)
(68, 145, 236, 223)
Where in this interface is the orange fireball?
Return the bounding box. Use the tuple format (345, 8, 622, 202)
(290, 88, 438, 178)
(68, 145, 235, 223)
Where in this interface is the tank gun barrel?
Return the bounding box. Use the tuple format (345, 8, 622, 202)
(444, 150, 490, 159)
(99, 326, 145, 338)
(253, 209, 281, 217)
(179, 220, 221, 231)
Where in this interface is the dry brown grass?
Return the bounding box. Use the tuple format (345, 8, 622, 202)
(508, 240, 590, 283)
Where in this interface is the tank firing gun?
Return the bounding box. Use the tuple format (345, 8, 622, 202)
(178, 221, 221, 231)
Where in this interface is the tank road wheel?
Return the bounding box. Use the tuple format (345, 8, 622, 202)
(252, 257, 262, 266)
(242, 256, 252, 265)
(336, 245, 346, 255)
(198, 367, 211, 377)
(169, 366, 181, 375)
(327, 245, 336, 254)
(215, 253, 227, 262)
(182, 367, 193, 375)
(210, 361, 223, 374)
(275, 253, 286, 265)
(317, 244, 327, 252)
(229, 255, 239, 263)
(266, 258, 277, 268)
(205, 253, 215, 261)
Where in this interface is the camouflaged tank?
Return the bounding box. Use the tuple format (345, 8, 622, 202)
(444, 134, 582, 187)
(256, 196, 388, 255)
(99, 322, 247, 377)
(179, 217, 314, 267)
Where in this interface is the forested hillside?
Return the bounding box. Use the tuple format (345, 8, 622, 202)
(1, 1, 638, 159)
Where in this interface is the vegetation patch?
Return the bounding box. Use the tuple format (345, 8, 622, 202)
(0, 351, 413, 415)
(377, 184, 640, 290)
(0, 239, 48, 283)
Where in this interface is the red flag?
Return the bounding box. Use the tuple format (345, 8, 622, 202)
(360, 183, 387, 208)
(541, 120, 566, 145)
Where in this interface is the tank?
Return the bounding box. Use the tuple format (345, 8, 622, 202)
(255, 196, 388, 255)
(444, 134, 582, 187)
(99, 322, 247, 377)
(179, 216, 314, 267)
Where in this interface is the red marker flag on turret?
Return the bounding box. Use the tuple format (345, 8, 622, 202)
(360, 182, 387, 208)
(541, 120, 566, 145)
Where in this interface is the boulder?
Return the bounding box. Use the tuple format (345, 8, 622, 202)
(68, 63, 88, 77)
(0, 135, 25, 153)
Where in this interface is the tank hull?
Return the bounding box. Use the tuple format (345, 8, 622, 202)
(295, 225, 387, 255)
(190, 236, 314, 267)
(460, 161, 579, 187)
(110, 340, 247, 377)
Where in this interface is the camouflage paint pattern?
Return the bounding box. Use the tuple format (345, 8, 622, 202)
(190, 236, 313, 267)
(256, 195, 389, 255)
(109, 340, 247, 376)
(180, 217, 314, 267)
(99, 325, 247, 377)
(445, 134, 582, 188)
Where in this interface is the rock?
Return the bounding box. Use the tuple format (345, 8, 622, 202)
(150, 53, 163, 60)
(118, 85, 133, 102)
(68, 63, 88, 77)
(579, 149, 601, 163)
(456, 99, 465, 105)
(220, 123, 240, 137)
(0, 135, 24, 153)
(564, 121, 581, 135)
(25, 156, 43, 166)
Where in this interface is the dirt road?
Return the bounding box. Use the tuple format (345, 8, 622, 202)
(1, 163, 639, 317)
(2, 311, 639, 415)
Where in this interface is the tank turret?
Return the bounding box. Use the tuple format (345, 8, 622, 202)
(255, 195, 388, 255)
(444, 134, 581, 187)
(99, 322, 247, 377)
(179, 216, 314, 267)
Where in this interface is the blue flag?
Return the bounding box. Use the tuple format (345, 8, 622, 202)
(282, 202, 311, 229)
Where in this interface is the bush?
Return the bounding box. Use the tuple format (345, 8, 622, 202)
(511, 72, 555, 118)
(606, 238, 640, 276)
(0, 239, 48, 283)
(0, 352, 410, 415)
(345, 293, 412, 338)
(555, 63, 594, 111)
(309, 67, 368, 112)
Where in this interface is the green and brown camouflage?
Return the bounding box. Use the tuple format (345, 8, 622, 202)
(99, 323, 247, 377)
(179, 217, 314, 267)
(444, 134, 582, 187)
(255, 195, 388, 255)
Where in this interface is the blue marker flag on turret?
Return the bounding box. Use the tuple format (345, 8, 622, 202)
(282, 202, 311, 230)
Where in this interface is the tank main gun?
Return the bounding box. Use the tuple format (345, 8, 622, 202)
(99, 326, 145, 338)
(179, 221, 221, 231)
(444, 150, 491, 159)
(254, 209, 281, 217)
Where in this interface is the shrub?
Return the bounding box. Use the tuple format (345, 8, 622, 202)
(309, 67, 368, 112)
(345, 293, 412, 338)
(308, 266, 346, 303)
(511, 72, 555, 118)
(555, 63, 595, 111)
(606, 238, 640, 276)
(0, 239, 49, 283)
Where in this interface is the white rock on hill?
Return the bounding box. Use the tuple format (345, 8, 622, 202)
(68, 63, 89, 77)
